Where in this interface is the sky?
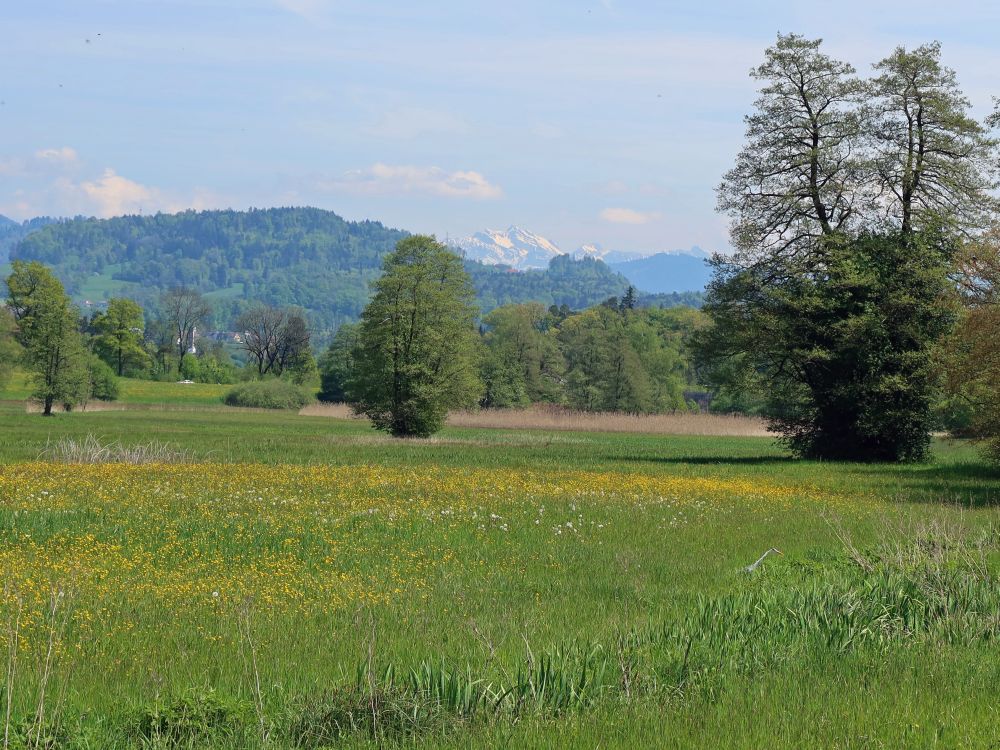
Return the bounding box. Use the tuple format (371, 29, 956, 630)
(2, 1, 999, 253)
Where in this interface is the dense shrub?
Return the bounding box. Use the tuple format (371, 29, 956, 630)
(88, 355, 120, 401)
(223, 379, 312, 409)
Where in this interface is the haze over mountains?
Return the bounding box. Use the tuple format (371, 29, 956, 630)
(453, 225, 713, 293)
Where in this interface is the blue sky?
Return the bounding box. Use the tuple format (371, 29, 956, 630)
(2, 0, 998, 252)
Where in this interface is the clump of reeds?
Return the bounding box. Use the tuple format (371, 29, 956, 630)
(38, 434, 193, 464)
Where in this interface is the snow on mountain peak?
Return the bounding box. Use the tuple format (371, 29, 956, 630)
(454, 226, 565, 269)
(453, 226, 712, 271)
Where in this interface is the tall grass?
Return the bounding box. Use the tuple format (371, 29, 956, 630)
(38, 434, 194, 464)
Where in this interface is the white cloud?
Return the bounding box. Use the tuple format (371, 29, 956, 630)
(599, 207, 662, 225)
(326, 163, 503, 200)
(35, 147, 79, 165)
(77, 169, 159, 217)
(0, 146, 79, 177)
(0, 147, 229, 219)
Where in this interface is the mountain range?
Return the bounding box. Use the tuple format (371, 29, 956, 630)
(3, 208, 707, 340)
(452, 225, 714, 293)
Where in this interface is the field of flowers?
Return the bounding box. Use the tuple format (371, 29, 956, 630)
(1, 404, 999, 747)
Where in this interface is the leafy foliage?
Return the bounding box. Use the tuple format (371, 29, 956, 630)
(91, 297, 148, 376)
(696, 233, 956, 461)
(558, 305, 695, 413)
(317, 323, 359, 403)
(941, 230, 1000, 461)
(479, 301, 705, 413)
(348, 236, 483, 437)
(480, 303, 563, 408)
(87, 354, 121, 401)
(0, 306, 20, 391)
(6, 260, 91, 414)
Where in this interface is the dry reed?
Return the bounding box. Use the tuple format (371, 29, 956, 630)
(38, 435, 194, 464)
(299, 403, 771, 437)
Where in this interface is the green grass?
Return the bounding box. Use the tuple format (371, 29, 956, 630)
(74, 265, 141, 302)
(118, 377, 232, 405)
(204, 282, 246, 301)
(1, 369, 231, 406)
(0, 405, 998, 748)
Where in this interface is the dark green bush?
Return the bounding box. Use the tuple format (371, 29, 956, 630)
(88, 355, 120, 401)
(223, 379, 313, 409)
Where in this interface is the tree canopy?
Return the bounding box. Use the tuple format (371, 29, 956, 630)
(6, 261, 91, 414)
(347, 236, 483, 437)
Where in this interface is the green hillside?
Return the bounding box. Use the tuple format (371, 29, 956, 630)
(9, 207, 641, 334)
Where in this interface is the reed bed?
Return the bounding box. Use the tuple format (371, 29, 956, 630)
(299, 403, 772, 437)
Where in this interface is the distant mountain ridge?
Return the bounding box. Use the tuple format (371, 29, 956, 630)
(608, 251, 713, 294)
(454, 225, 712, 292)
(0, 215, 58, 263)
(7, 208, 695, 338)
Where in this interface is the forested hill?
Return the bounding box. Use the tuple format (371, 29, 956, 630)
(9, 207, 656, 333)
(0, 215, 57, 262)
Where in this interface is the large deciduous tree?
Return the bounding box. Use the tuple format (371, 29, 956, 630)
(160, 287, 211, 373)
(347, 236, 483, 437)
(697, 233, 955, 461)
(317, 323, 359, 403)
(702, 34, 998, 461)
(0, 307, 20, 391)
(717, 33, 865, 264)
(869, 43, 998, 237)
(6, 261, 90, 415)
(237, 304, 312, 378)
(93, 297, 148, 376)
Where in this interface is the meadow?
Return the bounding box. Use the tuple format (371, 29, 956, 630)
(0, 399, 999, 748)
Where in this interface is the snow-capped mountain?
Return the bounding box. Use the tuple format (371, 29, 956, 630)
(571, 243, 646, 264)
(452, 226, 713, 290)
(453, 226, 565, 269)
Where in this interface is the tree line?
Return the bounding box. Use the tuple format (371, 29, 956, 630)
(1, 253, 704, 420)
(8, 207, 685, 337)
(319, 259, 705, 426)
(315, 35, 1000, 461)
